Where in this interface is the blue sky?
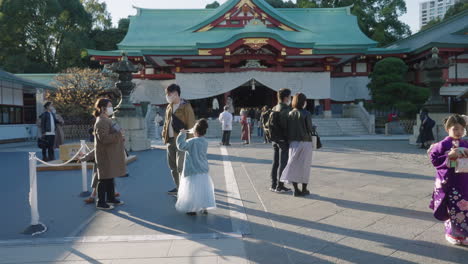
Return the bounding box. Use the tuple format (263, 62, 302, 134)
(103, 0, 420, 34)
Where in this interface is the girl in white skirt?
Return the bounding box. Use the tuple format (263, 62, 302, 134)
(176, 119, 216, 215)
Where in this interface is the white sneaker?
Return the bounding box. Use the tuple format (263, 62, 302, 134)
(445, 234, 463, 245)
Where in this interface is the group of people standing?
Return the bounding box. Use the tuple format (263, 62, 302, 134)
(267, 88, 315, 197)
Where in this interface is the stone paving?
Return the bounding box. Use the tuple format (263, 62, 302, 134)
(0, 138, 467, 263)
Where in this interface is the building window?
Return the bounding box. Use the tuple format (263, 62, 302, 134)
(430, 2, 435, 8)
(0, 105, 23, 124)
(422, 3, 428, 9)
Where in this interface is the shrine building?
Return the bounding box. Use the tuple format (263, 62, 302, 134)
(87, 0, 468, 117)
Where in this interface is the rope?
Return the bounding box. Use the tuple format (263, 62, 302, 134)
(35, 146, 87, 167)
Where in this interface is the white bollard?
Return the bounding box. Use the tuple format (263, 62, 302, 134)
(79, 140, 90, 197)
(22, 152, 47, 236)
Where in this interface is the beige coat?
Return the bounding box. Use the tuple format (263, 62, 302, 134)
(162, 99, 196, 144)
(54, 114, 65, 149)
(94, 116, 127, 180)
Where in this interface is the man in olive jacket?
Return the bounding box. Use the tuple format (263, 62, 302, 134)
(270, 88, 292, 193)
(162, 84, 196, 195)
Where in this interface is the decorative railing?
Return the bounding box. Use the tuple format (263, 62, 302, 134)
(342, 103, 375, 134)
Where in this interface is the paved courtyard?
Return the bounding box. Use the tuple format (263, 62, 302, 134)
(0, 138, 467, 263)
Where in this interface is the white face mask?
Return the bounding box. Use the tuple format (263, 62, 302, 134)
(303, 102, 307, 109)
(51, 108, 56, 114)
(285, 99, 291, 106)
(166, 94, 175, 104)
(106, 107, 114, 116)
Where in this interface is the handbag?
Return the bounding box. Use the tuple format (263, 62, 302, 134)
(312, 131, 322, 149)
(455, 158, 468, 173)
(171, 113, 186, 133)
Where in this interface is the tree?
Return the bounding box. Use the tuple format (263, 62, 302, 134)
(266, 0, 296, 8)
(420, 0, 468, 31)
(0, 0, 93, 73)
(47, 67, 117, 122)
(81, 0, 112, 30)
(420, 18, 442, 31)
(324, 0, 411, 46)
(367, 58, 429, 117)
(206, 1, 220, 9)
(297, 0, 318, 8)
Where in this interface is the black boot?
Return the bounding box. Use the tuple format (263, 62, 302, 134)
(302, 184, 310, 196)
(293, 183, 303, 197)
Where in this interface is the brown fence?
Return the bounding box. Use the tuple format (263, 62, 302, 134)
(399, 119, 417, 134)
(63, 125, 91, 140)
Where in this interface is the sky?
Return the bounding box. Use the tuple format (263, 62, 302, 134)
(103, 0, 421, 34)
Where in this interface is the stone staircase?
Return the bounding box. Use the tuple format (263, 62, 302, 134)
(312, 118, 370, 136)
(205, 117, 371, 138)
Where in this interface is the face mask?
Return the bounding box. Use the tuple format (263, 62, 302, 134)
(285, 100, 291, 106)
(166, 94, 175, 104)
(51, 108, 56, 114)
(303, 102, 307, 109)
(106, 107, 114, 116)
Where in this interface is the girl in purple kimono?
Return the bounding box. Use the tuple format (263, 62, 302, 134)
(429, 114, 468, 246)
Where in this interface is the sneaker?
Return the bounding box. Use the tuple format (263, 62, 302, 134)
(269, 187, 277, 192)
(84, 197, 95, 204)
(275, 186, 292, 193)
(186, 212, 197, 216)
(302, 190, 311, 196)
(445, 234, 463, 245)
(167, 188, 178, 195)
(107, 199, 124, 206)
(96, 203, 114, 210)
(200, 209, 208, 215)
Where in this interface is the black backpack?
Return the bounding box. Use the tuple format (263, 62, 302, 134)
(267, 110, 284, 142)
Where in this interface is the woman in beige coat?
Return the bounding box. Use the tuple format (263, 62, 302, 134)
(93, 98, 127, 210)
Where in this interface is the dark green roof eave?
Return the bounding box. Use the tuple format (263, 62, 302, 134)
(0, 70, 55, 90)
(410, 42, 468, 55)
(384, 9, 468, 49)
(87, 49, 143, 57)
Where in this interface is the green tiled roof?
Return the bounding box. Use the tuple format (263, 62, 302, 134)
(113, 0, 377, 53)
(0, 70, 55, 90)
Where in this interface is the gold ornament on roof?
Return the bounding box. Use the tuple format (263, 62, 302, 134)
(198, 49, 212, 56)
(243, 38, 269, 50)
(197, 24, 214, 32)
(299, 49, 313, 55)
(279, 24, 294, 32)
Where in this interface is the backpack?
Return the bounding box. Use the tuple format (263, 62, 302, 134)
(267, 110, 284, 142)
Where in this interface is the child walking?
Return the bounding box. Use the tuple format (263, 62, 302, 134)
(175, 119, 216, 215)
(429, 114, 468, 245)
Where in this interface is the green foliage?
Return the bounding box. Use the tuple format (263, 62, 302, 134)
(0, 0, 128, 73)
(296, 0, 317, 8)
(81, 0, 112, 30)
(47, 67, 117, 122)
(330, 0, 411, 46)
(420, 18, 442, 31)
(419, 0, 468, 31)
(0, 0, 92, 73)
(368, 57, 429, 117)
(265, 0, 296, 8)
(206, 1, 220, 9)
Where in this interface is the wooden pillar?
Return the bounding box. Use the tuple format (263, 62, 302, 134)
(324, 99, 332, 118)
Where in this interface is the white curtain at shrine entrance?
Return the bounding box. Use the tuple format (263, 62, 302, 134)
(130, 71, 331, 105)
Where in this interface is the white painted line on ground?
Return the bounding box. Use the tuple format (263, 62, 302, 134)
(240, 163, 294, 264)
(0, 232, 243, 246)
(220, 146, 251, 235)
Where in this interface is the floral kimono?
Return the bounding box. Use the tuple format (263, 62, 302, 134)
(429, 136, 468, 238)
